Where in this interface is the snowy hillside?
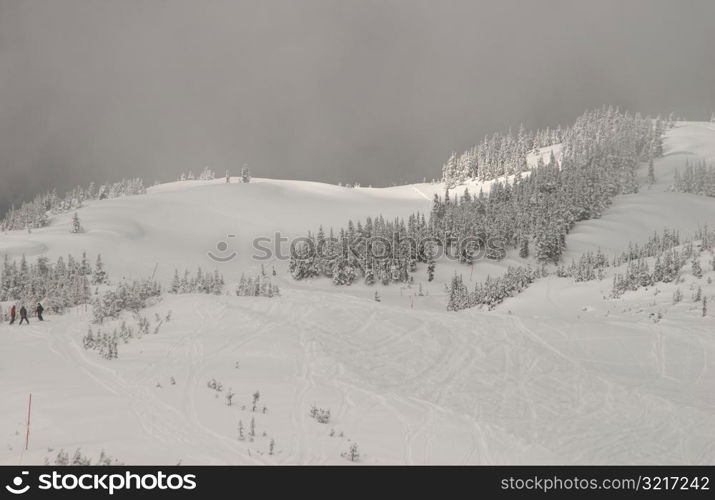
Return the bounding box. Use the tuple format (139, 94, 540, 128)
(0, 143, 563, 286)
(1, 122, 715, 465)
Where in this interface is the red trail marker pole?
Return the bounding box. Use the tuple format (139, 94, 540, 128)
(25, 394, 32, 451)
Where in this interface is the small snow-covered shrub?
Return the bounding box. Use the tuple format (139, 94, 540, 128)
(45, 448, 122, 466)
(310, 405, 331, 424)
(341, 443, 360, 462)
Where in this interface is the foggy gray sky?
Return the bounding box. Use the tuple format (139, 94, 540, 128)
(2, 0, 715, 214)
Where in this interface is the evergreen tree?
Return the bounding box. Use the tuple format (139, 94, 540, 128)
(364, 260, 376, 285)
(170, 269, 181, 293)
(79, 251, 92, 276)
(647, 156, 655, 185)
(343, 443, 360, 462)
(71, 212, 84, 233)
(92, 255, 108, 285)
(673, 169, 683, 191)
(441, 152, 459, 188)
(252, 390, 260, 411)
(692, 259, 703, 279)
(519, 238, 529, 258)
(446, 274, 469, 311)
(241, 164, 251, 183)
(426, 243, 435, 282)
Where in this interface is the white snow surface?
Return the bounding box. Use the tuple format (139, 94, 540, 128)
(1, 122, 715, 464)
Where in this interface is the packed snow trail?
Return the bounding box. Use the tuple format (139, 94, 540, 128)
(5, 278, 714, 465)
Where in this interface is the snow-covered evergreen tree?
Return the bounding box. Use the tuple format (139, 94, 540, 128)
(71, 212, 84, 233)
(519, 238, 529, 258)
(426, 242, 436, 282)
(692, 258, 703, 279)
(241, 164, 251, 183)
(446, 274, 469, 311)
(93, 254, 108, 285)
(647, 156, 655, 185)
(342, 442, 360, 462)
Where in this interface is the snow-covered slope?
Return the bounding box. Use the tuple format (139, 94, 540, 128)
(1, 122, 715, 465)
(565, 122, 715, 258)
(0, 144, 564, 283)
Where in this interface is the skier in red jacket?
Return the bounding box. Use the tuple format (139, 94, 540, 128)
(9, 305, 17, 325)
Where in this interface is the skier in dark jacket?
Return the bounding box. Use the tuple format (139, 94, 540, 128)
(19, 306, 29, 325)
(9, 305, 16, 325)
(36, 303, 44, 321)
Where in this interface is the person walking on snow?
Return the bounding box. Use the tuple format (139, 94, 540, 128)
(36, 302, 44, 321)
(9, 305, 16, 325)
(18, 305, 29, 325)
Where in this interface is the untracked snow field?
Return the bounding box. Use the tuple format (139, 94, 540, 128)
(1, 123, 715, 465)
